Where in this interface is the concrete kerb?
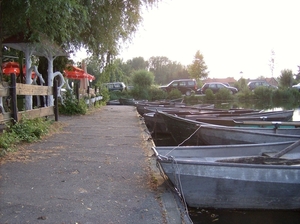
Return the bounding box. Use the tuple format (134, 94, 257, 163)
(138, 110, 193, 224)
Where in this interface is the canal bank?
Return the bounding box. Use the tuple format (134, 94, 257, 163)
(0, 106, 190, 224)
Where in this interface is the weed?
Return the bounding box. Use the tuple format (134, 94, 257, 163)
(0, 117, 53, 156)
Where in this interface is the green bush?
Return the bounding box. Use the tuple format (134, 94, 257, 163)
(99, 87, 110, 103)
(108, 90, 124, 100)
(215, 88, 234, 101)
(253, 87, 274, 100)
(130, 86, 149, 100)
(132, 70, 154, 88)
(184, 95, 203, 105)
(148, 86, 167, 101)
(236, 88, 254, 101)
(58, 89, 87, 115)
(203, 89, 215, 101)
(0, 117, 52, 156)
(272, 88, 300, 106)
(167, 89, 182, 99)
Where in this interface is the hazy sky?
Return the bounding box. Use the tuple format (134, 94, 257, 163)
(120, 0, 300, 79)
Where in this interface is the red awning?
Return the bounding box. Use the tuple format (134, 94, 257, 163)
(64, 65, 95, 80)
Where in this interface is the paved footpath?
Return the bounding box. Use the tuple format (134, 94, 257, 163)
(0, 105, 187, 224)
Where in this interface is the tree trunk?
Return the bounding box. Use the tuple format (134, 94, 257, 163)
(47, 55, 54, 106)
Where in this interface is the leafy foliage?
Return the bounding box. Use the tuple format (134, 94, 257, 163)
(0, 117, 52, 156)
(167, 89, 182, 100)
(215, 88, 234, 101)
(203, 89, 215, 101)
(148, 56, 189, 84)
(58, 89, 87, 115)
(187, 50, 209, 79)
(132, 70, 154, 88)
(1, 0, 159, 68)
(279, 69, 294, 88)
(148, 86, 167, 101)
(253, 86, 274, 100)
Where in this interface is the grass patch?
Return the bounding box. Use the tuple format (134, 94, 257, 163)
(0, 117, 56, 157)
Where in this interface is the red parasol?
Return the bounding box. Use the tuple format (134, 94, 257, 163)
(64, 65, 87, 79)
(64, 65, 95, 80)
(1, 62, 36, 78)
(2, 62, 20, 75)
(86, 73, 95, 81)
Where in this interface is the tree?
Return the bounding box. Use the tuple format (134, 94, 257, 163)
(187, 50, 209, 80)
(279, 69, 293, 88)
(127, 57, 148, 71)
(132, 70, 154, 88)
(148, 56, 170, 84)
(147, 56, 188, 84)
(1, 0, 159, 72)
(1, 0, 159, 108)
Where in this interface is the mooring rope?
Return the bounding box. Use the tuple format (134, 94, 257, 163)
(156, 158, 193, 224)
(170, 156, 194, 224)
(165, 124, 202, 156)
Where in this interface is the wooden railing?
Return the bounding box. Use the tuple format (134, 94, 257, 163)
(0, 74, 58, 124)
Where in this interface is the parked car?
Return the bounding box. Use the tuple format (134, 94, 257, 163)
(160, 79, 198, 96)
(103, 82, 126, 92)
(247, 81, 278, 91)
(292, 83, 300, 91)
(201, 82, 238, 94)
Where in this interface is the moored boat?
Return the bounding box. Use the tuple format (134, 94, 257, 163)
(152, 142, 300, 209)
(158, 111, 300, 146)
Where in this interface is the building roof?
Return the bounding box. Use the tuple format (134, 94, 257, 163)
(204, 77, 237, 83)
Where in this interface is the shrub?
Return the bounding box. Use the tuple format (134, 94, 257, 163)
(132, 70, 154, 88)
(99, 87, 110, 103)
(184, 95, 203, 105)
(167, 89, 182, 99)
(253, 86, 274, 100)
(108, 90, 124, 100)
(0, 117, 52, 156)
(130, 85, 149, 100)
(148, 86, 167, 101)
(215, 88, 233, 101)
(203, 89, 215, 101)
(58, 89, 87, 115)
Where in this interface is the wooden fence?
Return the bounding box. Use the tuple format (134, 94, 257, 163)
(0, 74, 58, 124)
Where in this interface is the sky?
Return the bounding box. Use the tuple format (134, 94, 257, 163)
(119, 0, 300, 79)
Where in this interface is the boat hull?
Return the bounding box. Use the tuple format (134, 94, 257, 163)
(153, 143, 300, 209)
(159, 159, 300, 209)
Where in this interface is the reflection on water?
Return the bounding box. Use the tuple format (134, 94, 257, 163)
(150, 101, 300, 224)
(188, 207, 300, 224)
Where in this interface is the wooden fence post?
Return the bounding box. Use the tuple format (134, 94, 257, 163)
(53, 79, 58, 121)
(10, 73, 18, 123)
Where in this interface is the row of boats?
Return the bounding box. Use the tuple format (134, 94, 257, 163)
(136, 100, 300, 210)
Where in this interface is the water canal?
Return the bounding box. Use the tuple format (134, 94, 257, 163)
(149, 104, 300, 224)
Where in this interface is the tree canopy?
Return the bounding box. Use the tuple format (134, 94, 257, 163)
(279, 69, 294, 88)
(187, 50, 209, 80)
(0, 0, 159, 70)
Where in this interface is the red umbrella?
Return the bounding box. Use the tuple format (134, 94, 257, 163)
(86, 73, 95, 81)
(1, 62, 36, 78)
(64, 65, 95, 80)
(64, 65, 88, 79)
(2, 62, 20, 75)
